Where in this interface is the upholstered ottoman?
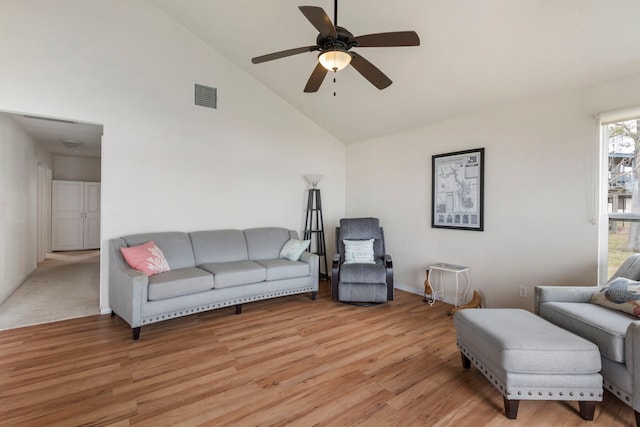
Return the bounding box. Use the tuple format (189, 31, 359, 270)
(454, 308, 602, 420)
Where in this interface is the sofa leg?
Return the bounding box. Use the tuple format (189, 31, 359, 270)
(132, 327, 141, 341)
(110, 311, 116, 318)
(461, 352, 471, 369)
(503, 398, 519, 419)
(634, 410, 639, 427)
(311, 291, 317, 300)
(236, 304, 242, 315)
(578, 401, 595, 420)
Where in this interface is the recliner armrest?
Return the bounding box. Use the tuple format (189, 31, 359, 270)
(384, 254, 392, 268)
(384, 254, 394, 301)
(534, 285, 599, 314)
(331, 254, 341, 300)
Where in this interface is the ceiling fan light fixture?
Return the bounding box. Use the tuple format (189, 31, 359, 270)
(318, 49, 352, 71)
(60, 139, 83, 148)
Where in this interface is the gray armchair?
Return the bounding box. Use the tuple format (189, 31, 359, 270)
(331, 217, 393, 303)
(535, 254, 640, 426)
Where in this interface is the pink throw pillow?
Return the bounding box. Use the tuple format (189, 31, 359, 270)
(120, 241, 171, 276)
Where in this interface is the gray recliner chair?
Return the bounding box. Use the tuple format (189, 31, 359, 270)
(331, 217, 393, 303)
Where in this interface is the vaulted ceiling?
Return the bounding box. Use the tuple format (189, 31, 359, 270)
(150, 0, 640, 144)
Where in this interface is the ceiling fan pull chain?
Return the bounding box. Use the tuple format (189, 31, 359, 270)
(333, 70, 337, 96)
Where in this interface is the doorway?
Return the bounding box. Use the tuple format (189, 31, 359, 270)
(0, 111, 103, 329)
(0, 250, 100, 330)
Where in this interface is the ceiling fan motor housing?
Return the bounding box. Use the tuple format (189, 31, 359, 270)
(317, 26, 358, 53)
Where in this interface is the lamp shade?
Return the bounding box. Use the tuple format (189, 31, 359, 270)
(304, 174, 323, 188)
(318, 49, 352, 71)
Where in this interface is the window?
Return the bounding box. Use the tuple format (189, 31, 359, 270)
(601, 114, 640, 280)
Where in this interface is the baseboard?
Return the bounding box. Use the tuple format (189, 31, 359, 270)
(394, 283, 467, 305)
(394, 283, 423, 296)
(100, 308, 112, 315)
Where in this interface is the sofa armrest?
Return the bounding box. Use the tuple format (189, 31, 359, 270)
(298, 250, 316, 265)
(534, 285, 599, 314)
(624, 321, 640, 410)
(298, 251, 319, 291)
(108, 238, 148, 328)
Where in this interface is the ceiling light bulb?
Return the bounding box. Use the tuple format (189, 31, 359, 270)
(318, 49, 352, 71)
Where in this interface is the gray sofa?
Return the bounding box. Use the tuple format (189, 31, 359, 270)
(535, 254, 640, 425)
(109, 227, 319, 340)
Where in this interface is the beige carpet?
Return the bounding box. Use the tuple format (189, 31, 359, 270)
(0, 250, 100, 331)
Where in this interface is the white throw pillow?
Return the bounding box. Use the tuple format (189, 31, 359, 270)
(279, 238, 311, 261)
(343, 239, 375, 264)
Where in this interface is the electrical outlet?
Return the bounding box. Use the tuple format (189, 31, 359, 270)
(519, 286, 528, 298)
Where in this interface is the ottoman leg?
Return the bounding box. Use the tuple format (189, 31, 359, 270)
(579, 401, 595, 420)
(461, 353, 471, 369)
(503, 398, 519, 419)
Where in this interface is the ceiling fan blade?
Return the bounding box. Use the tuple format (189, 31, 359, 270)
(350, 52, 392, 90)
(252, 46, 318, 64)
(354, 31, 420, 47)
(299, 6, 337, 38)
(304, 62, 328, 93)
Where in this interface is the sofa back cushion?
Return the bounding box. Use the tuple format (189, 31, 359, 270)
(611, 253, 640, 281)
(244, 227, 295, 260)
(121, 232, 196, 270)
(190, 230, 248, 264)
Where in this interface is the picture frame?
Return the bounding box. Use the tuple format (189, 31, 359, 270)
(431, 148, 484, 231)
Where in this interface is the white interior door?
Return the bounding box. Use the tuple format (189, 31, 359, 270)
(51, 181, 84, 251)
(37, 164, 52, 261)
(83, 182, 101, 249)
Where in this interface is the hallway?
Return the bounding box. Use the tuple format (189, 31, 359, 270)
(0, 250, 100, 331)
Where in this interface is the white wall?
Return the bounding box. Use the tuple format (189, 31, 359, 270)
(0, 1, 346, 312)
(0, 113, 53, 304)
(53, 155, 101, 182)
(347, 74, 640, 310)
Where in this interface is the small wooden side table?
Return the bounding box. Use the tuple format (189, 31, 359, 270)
(425, 263, 471, 307)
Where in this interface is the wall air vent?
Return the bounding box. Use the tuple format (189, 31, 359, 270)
(194, 83, 217, 110)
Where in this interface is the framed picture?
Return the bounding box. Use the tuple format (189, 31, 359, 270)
(431, 148, 484, 231)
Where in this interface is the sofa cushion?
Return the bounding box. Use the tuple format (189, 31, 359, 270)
(539, 301, 634, 363)
(120, 241, 170, 276)
(190, 230, 248, 264)
(590, 277, 640, 317)
(121, 232, 196, 270)
(147, 268, 214, 301)
(255, 259, 310, 281)
(199, 261, 266, 289)
(244, 227, 293, 260)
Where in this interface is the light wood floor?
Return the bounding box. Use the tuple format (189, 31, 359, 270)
(0, 282, 635, 426)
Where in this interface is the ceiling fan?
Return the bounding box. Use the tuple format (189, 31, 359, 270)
(251, 0, 420, 93)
